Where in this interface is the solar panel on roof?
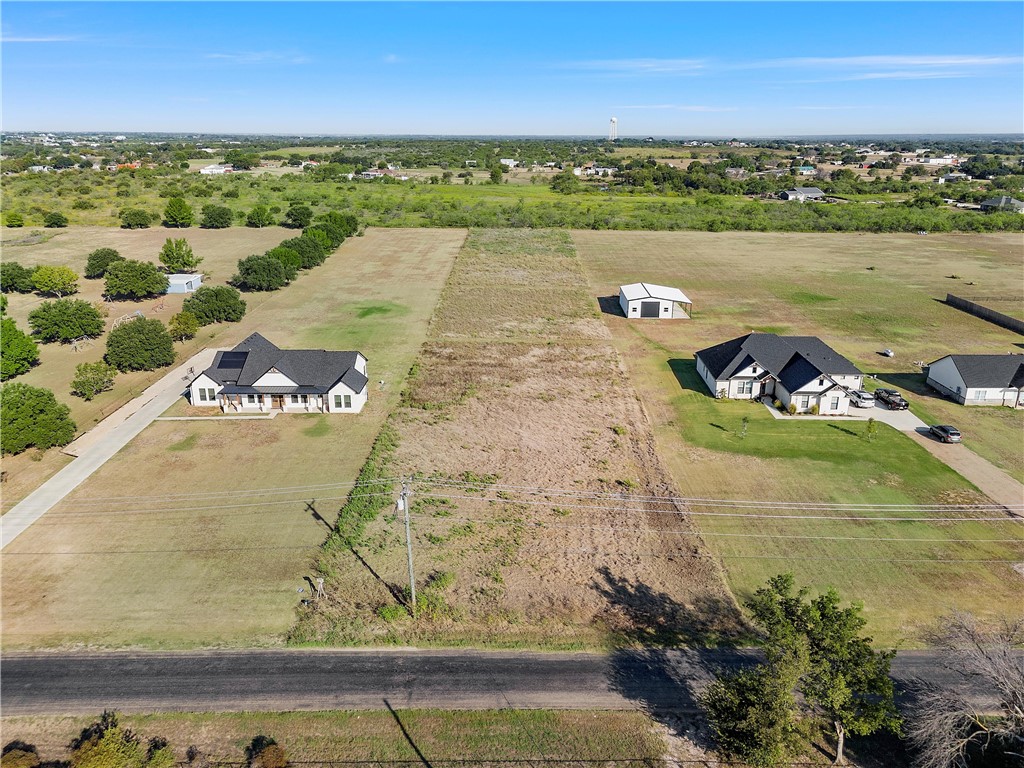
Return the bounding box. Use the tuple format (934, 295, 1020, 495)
(219, 351, 247, 369)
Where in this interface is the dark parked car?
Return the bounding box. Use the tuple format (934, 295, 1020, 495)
(874, 388, 909, 410)
(929, 424, 962, 443)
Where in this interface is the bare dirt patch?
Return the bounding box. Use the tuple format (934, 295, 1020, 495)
(298, 229, 742, 649)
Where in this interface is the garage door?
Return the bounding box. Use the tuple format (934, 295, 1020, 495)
(640, 301, 661, 318)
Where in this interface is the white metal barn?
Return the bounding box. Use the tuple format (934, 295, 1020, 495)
(166, 274, 203, 294)
(618, 283, 692, 319)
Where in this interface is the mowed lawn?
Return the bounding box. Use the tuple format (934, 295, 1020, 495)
(574, 231, 1024, 644)
(1, 228, 465, 649)
(1, 710, 666, 766)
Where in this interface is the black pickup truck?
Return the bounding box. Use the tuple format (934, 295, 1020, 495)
(874, 388, 909, 410)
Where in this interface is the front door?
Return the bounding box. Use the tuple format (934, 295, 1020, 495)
(271, 395, 284, 409)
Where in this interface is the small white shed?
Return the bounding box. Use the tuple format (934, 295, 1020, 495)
(618, 283, 692, 319)
(166, 274, 203, 294)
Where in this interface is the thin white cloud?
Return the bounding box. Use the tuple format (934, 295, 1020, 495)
(2, 35, 79, 43)
(749, 54, 1021, 69)
(616, 104, 737, 112)
(561, 58, 706, 74)
(796, 70, 973, 83)
(382, 53, 401, 64)
(205, 51, 310, 65)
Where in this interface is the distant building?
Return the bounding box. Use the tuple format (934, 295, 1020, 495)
(499, 159, 519, 168)
(780, 187, 825, 202)
(166, 274, 203, 294)
(618, 283, 692, 319)
(199, 164, 232, 175)
(926, 354, 1024, 407)
(979, 196, 1024, 213)
(796, 165, 816, 176)
(936, 173, 970, 184)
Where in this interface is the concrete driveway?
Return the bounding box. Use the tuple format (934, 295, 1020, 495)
(762, 398, 926, 431)
(1, 348, 220, 549)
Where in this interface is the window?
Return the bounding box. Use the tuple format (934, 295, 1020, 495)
(817, 377, 825, 386)
(344, 394, 352, 408)
(631, 306, 638, 313)
(831, 397, 840, 410)
(751, 365, 758, 374)
(973, 390, 986, 400)
(738, 380, 753, 395)
(300, 394, 308, 404)
(247, 394, 257, 404)
(334, 394, 343, 408)
(663, 305, 669, 312)
(800, 396, 810, 409)
(290, 395, 300, 404)
(198, 388, 216, 402)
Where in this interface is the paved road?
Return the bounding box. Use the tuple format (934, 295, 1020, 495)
(0, 648, 1002, 716)
(0, 349, 220, 549)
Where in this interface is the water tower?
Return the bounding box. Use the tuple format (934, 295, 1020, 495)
(609, 117, 618, 141)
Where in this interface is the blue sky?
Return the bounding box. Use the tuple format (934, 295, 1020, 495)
(2, 1, 1022, 136)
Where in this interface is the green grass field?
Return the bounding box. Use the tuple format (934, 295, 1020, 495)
(0, 709, 666, 766)
(574, 230, 1024, 644)
(1, 228, 465, 649)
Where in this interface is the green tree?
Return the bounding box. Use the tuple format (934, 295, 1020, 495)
(550, 170, 582, 194)
(167, 310, 199, 341)
(279, 236, 326, 268)
(4, 211, 25, 227)
(266, 246, 301, 281)
(71, 361, 117, 400)
(246, 205, 274, 228)
(304, 222, 345, 250)
(284, 204, 313, 228)
(200, 204, 233, 229)
(318, 210, 359, 237)
(301, 227, 332, 252)
(158, 237, 202, 273)
(68, 711, 174, 768)
(104, 260, 169, 299)
(0, 382, 77, 455)
(28, 299, 104, 343)
(0, 317, 40, 380)
(43, 211, 68, 228)
(234, 254, 288, 291)
(119, 208, 152, 229)
(1, 261, 35, 292)
(162, 196, 193, 227)
(718, 574, 900, 766)
(182, 285, 246, 325)
(32, 265, 79, 297)
(489, 166, 503, 184)
(105, 318, 175, 372)
(85, 248, 124, 279)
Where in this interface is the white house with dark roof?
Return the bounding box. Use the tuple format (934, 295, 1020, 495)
(925, 354, 1024, 407)
(695, 333, 863, 414)
(619, 283, 692, 319)
(189, 333, 368, 414)
(979, 196, 1024, 213)
(780, 187, 825, 201)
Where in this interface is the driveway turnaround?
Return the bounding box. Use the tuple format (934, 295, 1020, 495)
(0, 648, 1004, 716)
(1, 348, 221, 549)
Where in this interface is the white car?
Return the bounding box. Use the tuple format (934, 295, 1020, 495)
(849, 390, 875, 408)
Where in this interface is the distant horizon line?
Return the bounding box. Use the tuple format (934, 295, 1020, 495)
(5, 130, 1024, 141)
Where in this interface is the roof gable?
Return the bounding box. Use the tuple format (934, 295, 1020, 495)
(934, 354, 1024, 388)
(696, 333, 861, 382)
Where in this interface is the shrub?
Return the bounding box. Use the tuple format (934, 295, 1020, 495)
(773, 399, 783, 410)
(376, 604, 409, 622)
(245, 736, 287, 768)
(72, 198, 95, 210)
(168, 310, 199, 341)
(0, 382, 76, 455)
(105, 317, 175, 372)
(104, 259, 169, 299)
(283, 204, 313, 229)
(0, 318, 39, 380)
(4, 211, 25, 227)
(182, 285, 246, 325)
(301, 227, 332, 252)
(71, 361, 117, 400)
(85, 248, 124, 278)
(234, 254, 288, 291)
(246, 205, 274, 228)
(810, 403, 819, 415)
(787, 402, 797, 415)
(266, 246, 301, 281)
(163, 197, 193, 227)
(319, 210, 358, 237)
(119, 207, 152, 229)
(1, 261, 35, 292)
(28, 299, 104, 342)
(200, 204, 233, 229)
(31, 265, 79, 297)
(304, 222, 345, 250)
(43, 211, 68, 228)
(279, 236, 326, 269)
(158, 237, 202, 272)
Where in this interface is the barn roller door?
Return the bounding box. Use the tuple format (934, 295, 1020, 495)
(640, 301, 661, 318)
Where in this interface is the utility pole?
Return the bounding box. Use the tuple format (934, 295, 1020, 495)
(399, 477, 416, 617)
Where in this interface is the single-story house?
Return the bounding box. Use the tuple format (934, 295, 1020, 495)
(199, 164, 232, 175)
(499, 159, 519, 168)
(925, 354, 1024, 407)
(796, 165, 817, 176)
(189, 332, 368, 414)
(695, 332, 864, 414)
(780, 187, 825, 201)
(936, 172, 970, 184)
(618, 283, 692, 319)
(979, 196, 1024, 213)
(166, 273, 203, 293)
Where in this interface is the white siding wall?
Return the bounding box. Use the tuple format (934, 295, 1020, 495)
(695, 356, 719, 396)
(189, 374, 222, 405)
(623, 298, 675, 318)
(926, 357, 967, 403)
(325, 380, 367, 413)
(253, 371, 297, 387)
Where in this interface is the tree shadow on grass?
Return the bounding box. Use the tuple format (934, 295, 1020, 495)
(594, 566, 754, 751)
(828, 423, 859, 437)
